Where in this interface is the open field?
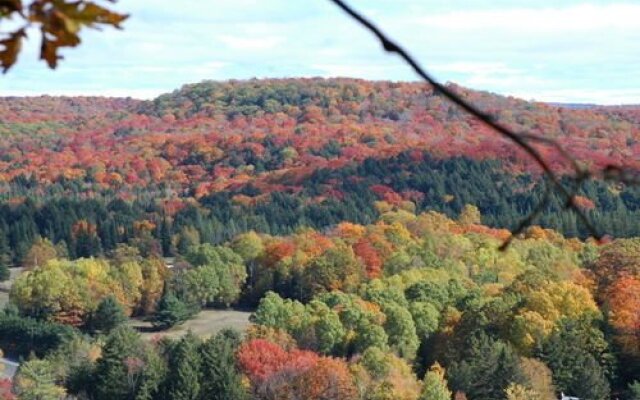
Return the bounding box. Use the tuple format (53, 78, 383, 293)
(129, 309, 252, 340)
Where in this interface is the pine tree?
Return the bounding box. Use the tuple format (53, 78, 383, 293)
(93, 326, 146, 400)
(14, 358, 67, 400)
(153, 289, 193, 330)
(570, 356, 610, 400)
(539, 319, 611, 400)
(164, 332, 202, 400)
(199, 330, 246, 400)
(89, 295, 127, 334)
(74, 229, 102, 258)
(0, 227, 12, 269)
(448, 334, 525, 400)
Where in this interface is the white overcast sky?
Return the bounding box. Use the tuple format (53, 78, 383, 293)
(1, 0, 640, 104)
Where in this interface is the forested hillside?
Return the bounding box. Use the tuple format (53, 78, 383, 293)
(1, 79, 640, 399)
(2, 79, 640, 265)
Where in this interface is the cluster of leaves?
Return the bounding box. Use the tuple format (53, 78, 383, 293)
(0, 0, 127, 72)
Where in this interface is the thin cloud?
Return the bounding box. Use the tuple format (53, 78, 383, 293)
(421, 4, 640, 33)
(430, 62, 520, 75)
(1, 1, 639, 104)
(218, 35, 284, 51)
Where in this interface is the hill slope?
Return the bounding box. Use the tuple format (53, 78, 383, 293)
(1, 78, 640, 264)
(1, 78, 639, 195)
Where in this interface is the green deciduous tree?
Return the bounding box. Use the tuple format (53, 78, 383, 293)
(180, 244, 247, 307)
(410, 301, 440, 340)
(250, 291, 305, 332)
(300, 245, 364, 300)
(298, 300, 346, 355)
(383, 303, 419, 360)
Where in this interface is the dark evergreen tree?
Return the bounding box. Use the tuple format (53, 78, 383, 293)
(538, 319, 612, 400)
(0, 313, 77, 358)
(153, 289, 193, 330)
(448, 333, 526, 400)
(92, 326, 147, 400)
(73, 229, 102, 258)
(163, 332, 202, 400)
(199, 330, 246, 400)
(88, 295, 127, 334)
(0, 226, 12, 268)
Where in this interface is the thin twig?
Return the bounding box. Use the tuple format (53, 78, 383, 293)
(328, 0, 602, 244)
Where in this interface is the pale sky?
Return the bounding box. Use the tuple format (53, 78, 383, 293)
(2, 0, 640, 104)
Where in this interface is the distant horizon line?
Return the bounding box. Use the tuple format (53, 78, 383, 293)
(2, 76, 639, 107)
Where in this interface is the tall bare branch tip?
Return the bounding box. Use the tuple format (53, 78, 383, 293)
(327, 0, 625, 247)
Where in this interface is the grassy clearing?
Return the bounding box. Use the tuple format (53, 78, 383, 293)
(129, 309, 252, 340)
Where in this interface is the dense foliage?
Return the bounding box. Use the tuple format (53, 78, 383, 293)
(2, 79, 640, 267)
(4, 151, 640, 270)
(2, 79, 640, 399)
(1, 207, 639, 399)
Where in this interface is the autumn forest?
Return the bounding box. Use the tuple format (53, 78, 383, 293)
(1, 78, 640, 400)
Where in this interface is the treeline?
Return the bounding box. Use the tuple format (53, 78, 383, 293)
(3, 152, 640, 268)
(3, 208, 640, 398)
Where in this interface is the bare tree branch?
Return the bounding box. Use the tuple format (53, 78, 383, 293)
(328, 0, 604, 244)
